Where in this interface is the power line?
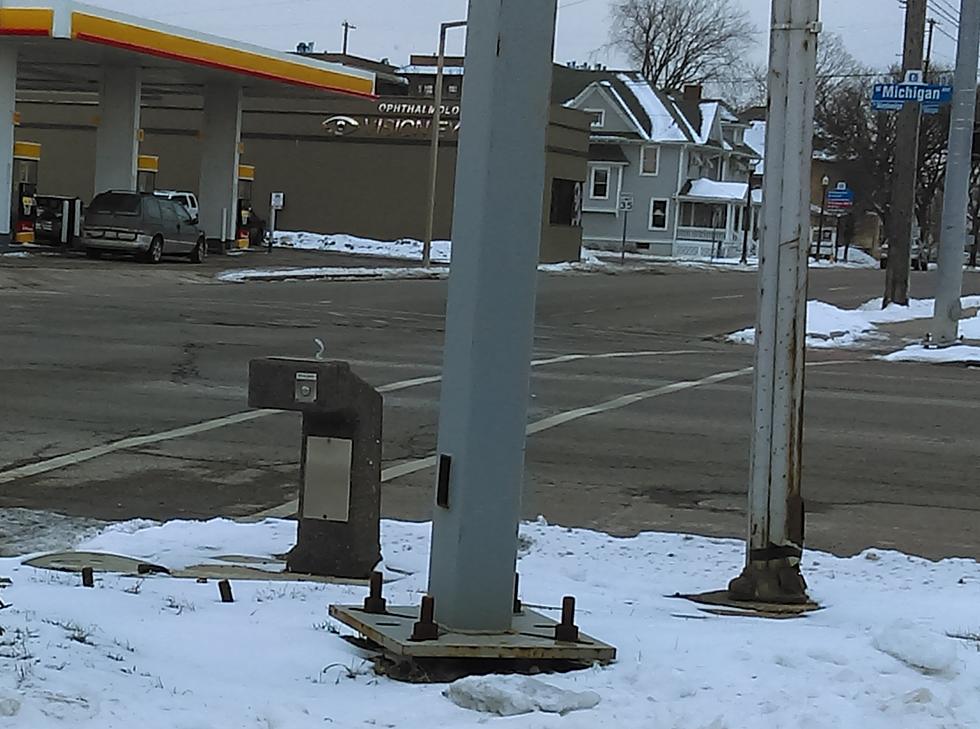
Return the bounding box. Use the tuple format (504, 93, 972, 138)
(927, 0, 959, 27)
(932, 0, 961, 20)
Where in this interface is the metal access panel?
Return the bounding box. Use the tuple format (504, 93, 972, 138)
(302, 437, 353, 522)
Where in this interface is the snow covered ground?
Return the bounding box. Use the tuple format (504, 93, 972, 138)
(729, 295, 980, 352)
(274, 231, 452, 264)
(221, 243, 626, 282)
(270, 231, 878, 272)
(3, 517, 980, 727)
(217, 266, 449, 283)
(589, 246, 878, 272)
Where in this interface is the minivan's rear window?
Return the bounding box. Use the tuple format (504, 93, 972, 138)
(89, 192, 141, 215)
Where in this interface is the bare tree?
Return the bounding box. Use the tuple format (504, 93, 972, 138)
(734, 32, 863, 110)
(815, 66, 956, 261)
(610, 0, 755, 91)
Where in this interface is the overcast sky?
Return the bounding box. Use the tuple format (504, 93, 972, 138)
(94, 1, 953, 74)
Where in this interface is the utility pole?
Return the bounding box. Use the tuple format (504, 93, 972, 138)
(422, 20, 467, 268)
(931, 0, 980, 344)
(884, 0, 926, 307)
(924, 17, 937, 80)
(427, 0, 557, 631)
(741, 175, 754, 265)
(341, 20, 356, 55)
(728, 0, 820, 605)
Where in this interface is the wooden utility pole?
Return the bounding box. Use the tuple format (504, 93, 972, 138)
(727, 0, 820, 605)
(884, 0, 927, 307)
(342, 20, 356, 55)
(924, 17, 936, 80)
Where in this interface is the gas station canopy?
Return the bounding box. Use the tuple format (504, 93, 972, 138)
(0, 2, 376, 98)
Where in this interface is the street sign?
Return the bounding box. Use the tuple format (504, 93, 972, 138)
(271, 192, 285, 210)
(872, 70, 953, 115)
(825, 184, 854, 215)
(618, 193, 634, 212)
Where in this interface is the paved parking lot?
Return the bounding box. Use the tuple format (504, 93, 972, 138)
(2, 248, 980, 560)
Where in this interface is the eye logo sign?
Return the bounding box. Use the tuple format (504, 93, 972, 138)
(321, 115, 361, 137)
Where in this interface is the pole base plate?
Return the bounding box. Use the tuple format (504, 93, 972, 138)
(328, 604, 615, 681)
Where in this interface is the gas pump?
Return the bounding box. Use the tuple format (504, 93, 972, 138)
(236, 164, 255, 249)
(137, 155, 159, 193)
(11, 141, 40, 244)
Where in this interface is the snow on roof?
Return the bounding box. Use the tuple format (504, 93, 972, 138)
(398, 64, 465, 76)
(599, 80, 648, 139)
(615, 73, 689, 142)
(744, 120, 766, 175)
(697, 102, 720, 145)
(684, 178, 751, 202)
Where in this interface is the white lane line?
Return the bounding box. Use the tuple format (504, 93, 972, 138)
(711, 294, 745, 301)
(828, 286, 851, 292)
(0, 349, 701, 486)
(250, 365, 755, 520)
(0, 410, 277, 486)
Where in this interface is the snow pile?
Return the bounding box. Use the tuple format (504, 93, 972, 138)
(274, 231, 452, 264)
(221, 248, 623, 281)
(810, 247, 879, 268)
(729, 295, 980, 349)
(881, 344, 980, 364)
(3, 518, 980, 727)
(217, 266, 448, 283)
(444, 676, 601, 717)
(960, 311, 980, 340)
(873, 622, 959, 676)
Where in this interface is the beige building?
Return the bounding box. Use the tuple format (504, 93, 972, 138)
(15, 90, 590, 263)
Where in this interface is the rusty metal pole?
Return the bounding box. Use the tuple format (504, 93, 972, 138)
(728, 0, 821, 604)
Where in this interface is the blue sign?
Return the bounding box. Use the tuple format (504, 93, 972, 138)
(826, 190, 854, 203)
(872, 81, 953, 115)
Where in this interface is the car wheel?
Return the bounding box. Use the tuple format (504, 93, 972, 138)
(85, 249, 102, 260)
(143, 235, 164, 264)
(879, 257, 887, 270)
(190, 237, 207, 264)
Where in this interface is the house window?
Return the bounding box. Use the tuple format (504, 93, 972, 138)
(550, 179, 582, 227)
(422, 83, 435, 96)
(641, 146, 660, 176)
(680, 202, 728, 229)
(448, 83, 460, 95)
(649, 199, 668, 230)
(585, 109, 605, 129)
(590, 167, 610, 200)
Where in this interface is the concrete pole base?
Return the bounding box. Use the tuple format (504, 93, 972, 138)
(728, 560, 809, 605)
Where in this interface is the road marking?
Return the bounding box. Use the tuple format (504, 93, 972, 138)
(0, 349, 702, 486)
(828, 286, 851, 292)
(711, 294, 745, 301)
(0, 410, 276, 486)
(250, 365, 755, 520)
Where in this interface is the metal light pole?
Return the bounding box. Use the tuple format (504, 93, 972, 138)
(931, 0, 980, 345)
(728, 0, 820, 605)
(427, 0, 557, 631)
(816, 175, 829, 259)
(422, 20, 467, 268)
(741, 175, 754, 265)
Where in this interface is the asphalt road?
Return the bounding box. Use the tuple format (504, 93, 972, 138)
(2, 249, 980, 561)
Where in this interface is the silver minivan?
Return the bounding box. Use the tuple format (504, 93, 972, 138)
(82, 191, 207, 264)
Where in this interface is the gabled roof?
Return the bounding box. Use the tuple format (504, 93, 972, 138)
(562, 69, 747, 150)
